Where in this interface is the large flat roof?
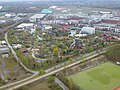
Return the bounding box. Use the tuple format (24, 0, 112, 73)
(17, 23, 34, 28)
(30, 14, 46, 19)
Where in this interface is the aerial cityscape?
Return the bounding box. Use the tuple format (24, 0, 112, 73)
(0, 0, 120, 90)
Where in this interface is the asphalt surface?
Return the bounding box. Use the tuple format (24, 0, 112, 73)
(6, 50, 105, 90)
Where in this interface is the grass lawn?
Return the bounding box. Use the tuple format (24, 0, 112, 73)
(70, 62, 120, 90)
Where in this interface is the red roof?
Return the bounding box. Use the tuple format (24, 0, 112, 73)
(101, 19, 120, 24)
(118, 12, 120, 15)
(57, 27, 68, 31)
(64, 24, 69, 26)
(114, 86, 120, 90)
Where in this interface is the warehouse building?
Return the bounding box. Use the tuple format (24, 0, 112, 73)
(29, 14, 46, 22)
(80, 27, 95, 34)
(16, 23, 34, 30)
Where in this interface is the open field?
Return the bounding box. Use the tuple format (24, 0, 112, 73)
(70, 62, 120, 90)
(0, 54, 30, 86)
(16, 79, 62, 90)
(18, 81, 51, 90)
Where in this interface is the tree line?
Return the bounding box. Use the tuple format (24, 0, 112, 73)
(105, 44, 120, 62)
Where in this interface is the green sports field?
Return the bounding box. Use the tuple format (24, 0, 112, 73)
(70, 62, 120, 90)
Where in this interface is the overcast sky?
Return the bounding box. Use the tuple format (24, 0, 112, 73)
(0, 0, 119, 2)
(1, 0, 31, 1)
(0, 0, 60, 1)
(0, 0, 47, 2)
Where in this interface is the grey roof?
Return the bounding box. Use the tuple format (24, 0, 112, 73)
(30, 14, 46, 19)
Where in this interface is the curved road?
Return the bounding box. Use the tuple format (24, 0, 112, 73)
(6, 50, 106, 90)
(1, 29, 106, 90)
(5, 32, 38, 74)
(0, 19, 40, 90)
(32, 50, 48, 62)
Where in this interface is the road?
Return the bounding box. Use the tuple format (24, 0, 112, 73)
(5, 32, 38, 74)
(0, 21, 22, 33)
(32, 50, 48, 62)
(0, 48, 105, 90)
(0, 17, 29, 33)
(0, 73, 38, 90)
(0, 18, 40, 90)
(55, 78, 69, 90)
(0, 20, 106, 89)
(45, 49, 104, 73)
(6, 50, 105, 90)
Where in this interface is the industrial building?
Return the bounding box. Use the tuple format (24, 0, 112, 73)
(29, 14, 46, 22)
(16, 23, 34, 30)
(80, 27, 95, 34)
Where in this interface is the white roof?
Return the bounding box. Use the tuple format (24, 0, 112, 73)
(117, 62, 120, 65)
(75, 34, 87, 37)
(81, 27, 95, 34)
(100, 11, 111, 14)
(30, 14, 46, 19)
(49, 6, 57, 9)
(0, 40, 6, 44)
(12, 44, 22, 49)
(17, 23, 34, 28)
(81, 27, 95, 30)
(5, 14, 12, 17)
(0, 6, 3, 10)
(0, 47, 9, 51)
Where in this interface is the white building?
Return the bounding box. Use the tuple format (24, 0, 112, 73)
(0, 41, 7, 45)
(117, 62, 120, 65)
(5, 14, 12, 18)
(69, 30, 76, 36)
(12, 44, 22, 49)
(75, 34, 87, 37)
(0, 20, 6, 24)
(16, 23, 34, 30)
(29, 14, 46, 22)
(101, 14, 113, 19)
(0, 6, 3, 10)
(80, 27, 95, 34)
(49, 6, 57, 9)
(0, 47, 9, 54)
(16, 23, 36, 34)
(43, 25, 52, 30)
(30, 28, 36, 34)
(2, 54, 9, 58)
(5, 13, 16, 18)
(99, 11, 112, 14)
